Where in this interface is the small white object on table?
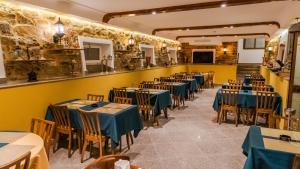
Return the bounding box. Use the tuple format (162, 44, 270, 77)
(114, 159, 130, 169)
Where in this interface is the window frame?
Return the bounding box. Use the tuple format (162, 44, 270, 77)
(243, 38, 265, 50)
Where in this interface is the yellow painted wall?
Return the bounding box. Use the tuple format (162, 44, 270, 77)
(260, 66, 289, 110)
(186, 64, 237, 84)
(0, 65, 186, 131)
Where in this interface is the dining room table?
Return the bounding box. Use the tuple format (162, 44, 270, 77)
(193, 74, 204, 86)
(221, 83, 274, 91)
(108, 88, 172, 117)
(45, 99, 143, 148)
(212, 89, 282, 115)
(242, 126, 300, 169)
(0, 132, 49, 169)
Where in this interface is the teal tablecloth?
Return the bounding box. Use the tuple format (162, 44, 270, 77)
(222, 83, 274, 91)
(242, 126, 295, 169)
(0, 143, 8, 148)
(212, 89, 282, 115)
(45, 100, 143, 146)
(244, 75, 265, 84)
(193, 75, 204, 86)
(183, 79, 198, 92)
(171, 83, 187, 99)
(108, 89, 172, 116)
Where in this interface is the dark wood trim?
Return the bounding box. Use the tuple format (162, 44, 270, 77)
(152, 21, 280, 35)
(176, 33, 270, 40)
(288, 32, 299, 107)
(103, 0, 287, 23)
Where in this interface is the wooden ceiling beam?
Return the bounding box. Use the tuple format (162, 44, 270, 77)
(176, 33, 270, 40)
(102, 0, 287, 23)
(152, 21, 280, 35)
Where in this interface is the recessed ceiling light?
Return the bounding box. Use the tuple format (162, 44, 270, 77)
(224, 26, 228, 28)
(162, 11, 166, 13)
(221, 3, 227, 8)
(235, 35, 238, 37)
(152, 11, 156, 15)
(230, 26, 234, 28)
(186, 28, 190, 31)
(128, 14, 136, 17)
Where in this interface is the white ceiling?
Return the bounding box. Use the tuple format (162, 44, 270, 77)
(10, 0, 300, 43)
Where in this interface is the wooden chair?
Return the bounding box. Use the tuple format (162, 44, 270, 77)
(50, 105, 81, 158)
(79, 110, 106, 163)
(208, 71, 215, 88)
(228, 79, 242, 85)
(113, 88, 127, 98)
(84, 155, 130, 169)
(255, 92, 277, 128)
(143, 81, 155, 89)
(252, 85, 272, 92)
(154, 78, 160, 82)
(136, 90, 158, 125)
(87, 94, 104, 102)
(113, 97, 132, 104)
(0, 151, 31, 169)
(219, 89, 239, 127)
(227, 83, 242, 90)
(291, 154, 300, 169)
(252, 80, 265, 86)
(203, 73, 209, 88)
(152, 84, 161, 89)
(112, 97, 134, 151)
(30, 118, 55, 158)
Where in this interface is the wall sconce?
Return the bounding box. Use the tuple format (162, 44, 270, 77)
(223, 47, 227, 55)
(268, 46, 273, 51)
(53, 17, 65, 44)
(178, 46, 182, 51)
(162, 41, 167, 48)
(128, 34, 135, 47)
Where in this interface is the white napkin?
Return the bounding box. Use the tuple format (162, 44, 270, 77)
(114, 159, 130, 169)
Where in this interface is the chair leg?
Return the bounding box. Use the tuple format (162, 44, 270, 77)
(126, 133, 130, 150)
(77, 130, 81, 154)
(255, 113, 258, 126)
(119, 136, 122, 152)
(68, 132, 72, 158)
(129, 132, 134, 144)
(98, 140, 103, 158)
(81, 140, 88, 163)
(219, 111, 223, 125)
(53, 133, 60, 153)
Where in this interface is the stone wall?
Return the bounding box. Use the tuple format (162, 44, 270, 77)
(0, 1, 179, 81)
(181, 42, 238, 64)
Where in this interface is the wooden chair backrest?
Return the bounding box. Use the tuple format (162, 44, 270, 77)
(152, 84, 161, 89)
(79, 110, 101, 137)
(253, 85, 271, 92)
(113, 88, 127, 98)
(228, 79, 242, 84)
(84, 155, 130, 169)
(154, 78, 160, 82)
(113, 97, 132, 104)
(30, 118, 55, 145)
(50, 105, 71, 128)
(141, 81, 154, 89)
(256, 91, 277, 110)
(252, 80, 265, 86)
(227, 84, 242, 90)
(136, 90, 151, 108)
(221, 89, 239, 107)
(208, 71, 215, 81)
(87, 94, 104, 102)
(160, 77, 170, 82)
(292, 154, 300, 169)
(0, 151, 31, 169)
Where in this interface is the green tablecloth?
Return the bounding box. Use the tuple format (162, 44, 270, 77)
(183, 79, 198, 92)
(242, 126, 295, 169)
(0, 143, 8, 148)
(222, 83, 274, 91)
(212, 89, 282, 115)
(108, 89, 172, 116)
(45, 100, 143, 146)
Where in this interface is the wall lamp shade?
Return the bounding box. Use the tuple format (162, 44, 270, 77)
(268, 46, 273, 51)
(178, 46, 182, 51)
(223, 47, 227, 54)
(162, 41, 167, 48)
(128, 35, 135, 46)
(54, 17, 65, 37)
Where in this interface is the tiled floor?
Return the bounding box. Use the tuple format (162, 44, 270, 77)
(49, 87, 249, 169)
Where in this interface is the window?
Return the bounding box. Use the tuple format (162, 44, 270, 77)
(243, 38, 265, 49)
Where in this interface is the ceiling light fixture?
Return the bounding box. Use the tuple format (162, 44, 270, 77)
(230, 26, 234, 28)
(152, 11, 156, 15)
(221, 3, 227, 8)
(128, 14, 136, 17)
